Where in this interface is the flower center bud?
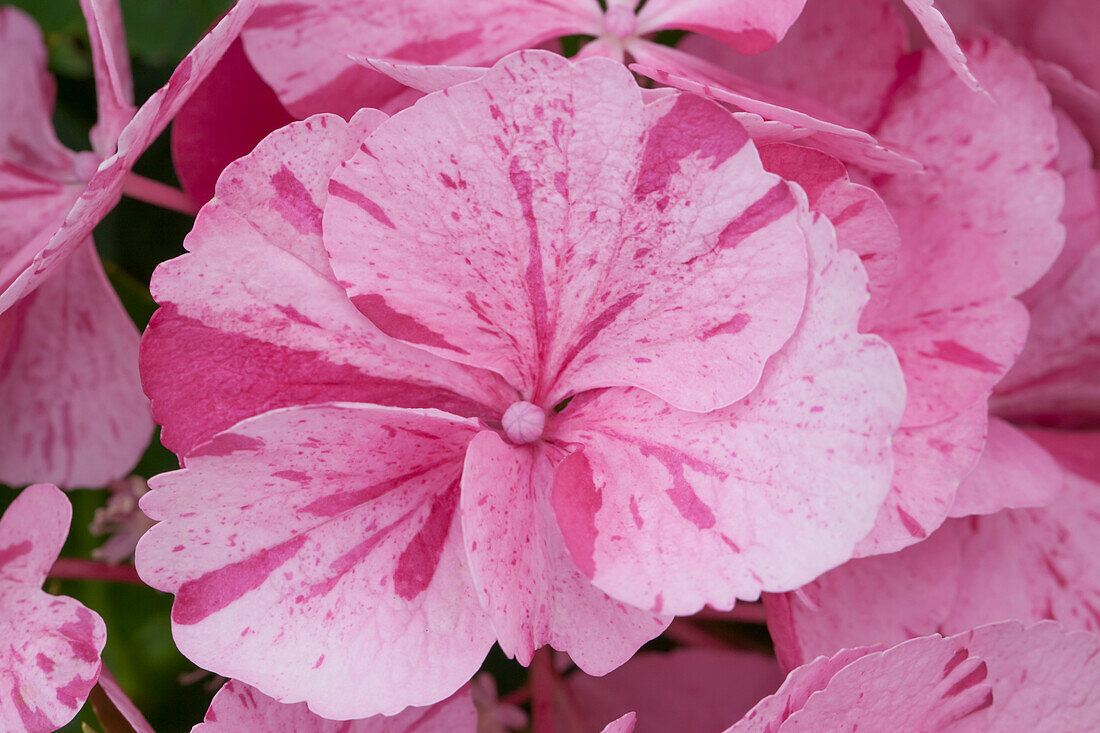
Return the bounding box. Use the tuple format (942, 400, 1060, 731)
(501, 401, 546, 444)
(603, 5, 637, 40)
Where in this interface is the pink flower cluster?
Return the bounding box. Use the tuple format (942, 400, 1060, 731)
(1, 0, 1098, 730)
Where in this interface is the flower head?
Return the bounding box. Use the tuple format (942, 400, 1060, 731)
(138, 50, 904, 717)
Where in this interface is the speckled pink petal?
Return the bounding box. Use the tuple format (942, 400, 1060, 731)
(171, 38, 293, 206)
(865, 38, 1063, 426)
(635, 0, 806, 53)
(324, 51, 809, 412)
(765, 430, 1100, 668)
(628, 41, 920, 174)
(78, 0, 135, 156)
(872, 298, 1029, 427)
(869, 38, 1063, 312)
(460, 431, 668, 673)
(757, 143, 899, 297)
(193, 680, 478, 732)
(956, 621, 1100, 731)
(679, 0, 907, 131)
(240, 0, 598, 119)
(143, 112, 514, 457)
(0, 8, 78, 180)
(0, 484, 107, 733)
(853, 404, 987, 556)
(570, 649, 784, 732)
(993, 113, 1100, 426)
(0, 0, 259, 316)
(136, 404, 494, 719)
(901, 0, 981, 91)
(549, 210, 905, 614)
(0, 244, 151, 488)
(0, 484, 68, 585)
(949, 418, 1063, 516)
(0, 8, 84, 277)
(729, 634, 994, 732)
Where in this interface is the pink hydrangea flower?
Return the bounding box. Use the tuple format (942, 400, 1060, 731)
(0, 0, 259, 487)
(137, 51, 905, 717)
(0, 484, 107, 732)
(686, 0, 1067, 552)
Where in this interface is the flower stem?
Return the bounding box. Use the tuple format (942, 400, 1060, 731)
(532, 647, 556, 733)
(48, 558, 144, 585)
(121, 173, 198, 216)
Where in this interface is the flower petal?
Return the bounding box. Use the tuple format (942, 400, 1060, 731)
(0, 590, 106, 733)
(78, 0, 135, 156)
(993, 113, 1100, 426)
(136, 404, 494, 719)
(635, 0, 806, 54)
(853, 404, 987, 556)
(324, 50, 809, 412)
(0, 8, 77, 180)
(0, 484, 106, 733)
(460, 431, 668, 673)
(0, 0, 260, 316)
(729, 633, 993, 732)
(629, 41, 919, 175)
(678, 0, 908, 131)
(171, 38, 293, 206)
(869, 38, 1063, 311)
(765, 430, 1100, 668)
(949, 418, 1064, 517)
(956, 620, 1100, 730)
(193, 680, 478, 731)
(758, 143, 899, 298)
(550, 210, 905, 613)
(240, 0, 597, 119)
(900, 0, 981, 91)
(143, 112, 513, 457)
(0, 244, 151, 488)
(0, 484, 70, 586)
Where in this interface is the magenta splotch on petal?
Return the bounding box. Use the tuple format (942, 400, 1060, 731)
(0, 485, 107, 733)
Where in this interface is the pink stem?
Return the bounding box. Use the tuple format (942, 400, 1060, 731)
(121, 173, 198, 216)
(531, 648, 556, 733)
(48, 558, 144, 585)
(694, 602, 768, 625)
(500, 684, 531, 706)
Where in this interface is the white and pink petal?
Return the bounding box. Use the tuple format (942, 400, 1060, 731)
(143, 112, 513, 457)
(460, 431, 668, 673)
(550, 211, 905, 614)
(324, 51, 809, 413)
(136, 404, 494, 719)
(0, 244, 151, 488)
